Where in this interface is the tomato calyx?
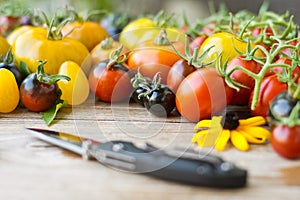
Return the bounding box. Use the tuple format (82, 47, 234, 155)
(151, 10, 178, 28)
(106, 45, 127, 70)
(100, 37, 114, 50)
(172, 36, 214, 68)
(35, 60, 70, 85)
(154, 29, 171, 46)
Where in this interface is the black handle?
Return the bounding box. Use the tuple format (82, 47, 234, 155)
(93, 141, 247, 188)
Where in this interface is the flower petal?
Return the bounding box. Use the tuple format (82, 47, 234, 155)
(215, 130, 230, 151)
(239, 116, 266, 127)
(238, 126, 271, 139)
(231, 130, 249, 151)
(191, 130, 208, 143)
(194, 116, 222, 131)
(238, 130, 267, 144)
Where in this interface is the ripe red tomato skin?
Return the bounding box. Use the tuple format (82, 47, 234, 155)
(88, 62, 133, 103)
(176, 68, 233, 122)
(189, 35, 207, 51)
(20, 73, 59, 112)
(271, 125, 300, 159)
(226, 56, 262, 105)
(267, 57, 300, 77)
(250, 75, 287, 117)
(167, 59, 196, 93)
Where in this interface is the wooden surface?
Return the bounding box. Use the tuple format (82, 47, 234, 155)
(1, 96, 300, 200)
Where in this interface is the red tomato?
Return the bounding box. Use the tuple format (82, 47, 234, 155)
(226, 56, 262, 105)
(176, 68, 233, 122)
(250, 75, 287, 117)
(268, 57, 300, 78)
(127, 41, 185, 84)
(189, 35, 207, 51)
(88, 61, 133, 102)
(271, 125, 300, 159)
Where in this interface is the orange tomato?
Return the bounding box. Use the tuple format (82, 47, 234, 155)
(62, 21, 109, 51)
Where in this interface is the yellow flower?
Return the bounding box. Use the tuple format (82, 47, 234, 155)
(192, 112, 271, 151)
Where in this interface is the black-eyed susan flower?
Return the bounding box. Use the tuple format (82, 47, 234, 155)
(192, 112, 271, 151)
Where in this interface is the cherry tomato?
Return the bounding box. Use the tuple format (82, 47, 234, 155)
(250, 75, 287, 117)
(176, 68, 233, 122)
(88, 60, 133, 102)
(20, 73, 59, 112)
(267, 57, 300, 78)
(267, 91, 299, 127)
(0, 68, 19, 113)
(226, 56, 262, 105)
(198, 32, 262, 67)
(271, 125, 300, 159)
(189, 35, 207, 51)
(57, 61, 90, 105)
(127, 39, 185, 84)
(167, 59, 196, 93)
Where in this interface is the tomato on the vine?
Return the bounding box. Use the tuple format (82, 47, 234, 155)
(250, 75, 287, 117)
(226, 56, 262, 105)
(176, 68, 233, 122)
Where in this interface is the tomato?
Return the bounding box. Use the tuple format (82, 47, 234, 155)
(0, 50, 24, 86)
(6, 25, 33, 45)
(226, 56, 262, 105)
(250, 75, 287, 117)
(62, 21, 109, 51)
(90, 38, 129, 65)
(189, 35, 207, 51)
(176, 68, 233, 122)
(271, 125, 300, 159)
(0, 35, 10, 57)
(88, 60, 133, 102)
(167, 59, 196, 93)
(0, 68, 19, 113)
(267, 91, 300, 127)
(119, 17, 184, 50)
(57, 61, 90, 105)
(127, 39, 185, 84)
(268, 57, 300, 77)
(198, 32, 261, 67)
(12, 27, 92, 75)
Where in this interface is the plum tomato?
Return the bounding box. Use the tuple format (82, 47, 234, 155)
(0, 68, 19, 113)
(250, 75, 287, 117)
(271, 125, 300, 159)
(176, 68, 233, 122)
(88, 60, 133, 103)
(226, 56, 262, 106)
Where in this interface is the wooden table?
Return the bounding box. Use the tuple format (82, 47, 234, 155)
(1, 96, 300, 200)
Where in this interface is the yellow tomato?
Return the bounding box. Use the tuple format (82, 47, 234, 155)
(12, 27, 92, 75)
(0, 35, 10, 57)
(199, 32, 262, 67)
(90, 38, 129, 65)
(62, 21, 109, 51)
(119, 18, 185, 50)
(57, 61, 90, 105)
(0, 68, 19, 113)
(6, 25, 33, 45)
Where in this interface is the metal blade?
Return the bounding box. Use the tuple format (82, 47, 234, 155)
(26, 128, 101, 157)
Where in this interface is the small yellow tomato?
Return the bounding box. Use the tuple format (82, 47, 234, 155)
(199, 32, 262, 67)
(57, 61, 90, 105)
(0, 35, 10, 57)
(119, 17, 185, 50)
(0, 68, 19, 113)
(62, 21, 109, 51)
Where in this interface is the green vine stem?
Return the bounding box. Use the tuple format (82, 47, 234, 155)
(106, 45, 127, 70)
(217, 37, 300, 110)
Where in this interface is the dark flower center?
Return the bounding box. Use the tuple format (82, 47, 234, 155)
(221, 111, 240, 130)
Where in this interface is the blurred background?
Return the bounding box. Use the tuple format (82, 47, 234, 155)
(0, 0, 299, 24)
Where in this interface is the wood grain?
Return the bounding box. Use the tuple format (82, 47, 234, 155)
(0, 100, 300, 200)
